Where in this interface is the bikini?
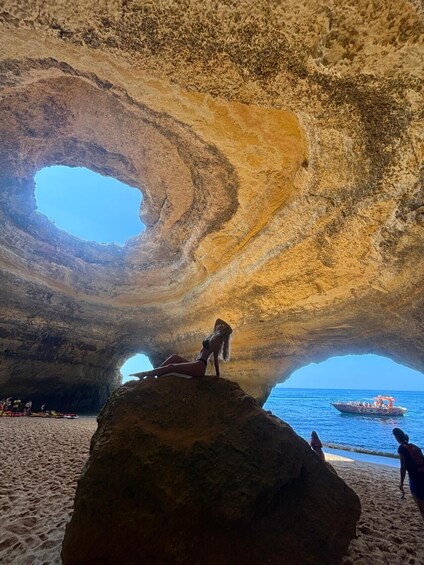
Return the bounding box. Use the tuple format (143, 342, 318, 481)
(196, 338, 211, 365)
(197, 358, 208, 366)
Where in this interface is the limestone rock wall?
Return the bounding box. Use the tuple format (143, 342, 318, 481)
(0, 1, 423, 410)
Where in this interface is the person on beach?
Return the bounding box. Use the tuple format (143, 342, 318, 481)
(130, 318, 233, 379)
(24, 401, 32, 416)
(11, 398, 21, 416)
(0, 397, 12, 416)
(392, 428, 424, 521)
(310, 431, 325, 461)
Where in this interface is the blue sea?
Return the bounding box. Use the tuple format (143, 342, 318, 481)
(263, 388, 424, 461)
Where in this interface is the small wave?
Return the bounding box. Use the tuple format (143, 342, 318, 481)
(323, 443, 399, 459)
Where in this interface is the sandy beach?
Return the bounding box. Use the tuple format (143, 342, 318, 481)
(0, 417, 423, 565)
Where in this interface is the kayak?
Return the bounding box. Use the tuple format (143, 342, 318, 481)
(31, 412, 79, 419)
(0, 411, 78, 419)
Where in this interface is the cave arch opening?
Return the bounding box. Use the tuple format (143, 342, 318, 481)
(264, 354, 424, 459)
(35, 165, 144, 245)
(120, 354, 153, 384)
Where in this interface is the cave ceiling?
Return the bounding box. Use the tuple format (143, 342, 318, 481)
(0, 1, 423, 410)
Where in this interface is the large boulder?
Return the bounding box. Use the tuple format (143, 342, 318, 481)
(62, 376, 360, 564)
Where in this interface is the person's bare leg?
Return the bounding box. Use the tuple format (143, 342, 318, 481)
(129, 355, 189, 378)
(413, 496, 424, 521)
(131, 361, 205, 378)
(164, 361, 206, 377)
(159, 354, 189, 367)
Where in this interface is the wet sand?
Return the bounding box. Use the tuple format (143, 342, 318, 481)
(0, 417, 422, 564)
(329, 453, 424, 564)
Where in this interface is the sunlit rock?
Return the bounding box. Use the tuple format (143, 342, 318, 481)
(61, 376, 360, 564)
(0, 1, 423, 409)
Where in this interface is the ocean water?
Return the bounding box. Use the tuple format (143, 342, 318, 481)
(263, 388, 424, 458)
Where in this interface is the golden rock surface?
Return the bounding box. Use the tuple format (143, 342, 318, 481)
(0, 1, 423, 409)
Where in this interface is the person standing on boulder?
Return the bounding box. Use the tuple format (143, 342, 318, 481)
(130, 318, 233, 379)
(393, 428, 424, 521)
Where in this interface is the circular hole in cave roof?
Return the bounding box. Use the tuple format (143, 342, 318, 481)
(35, 166, 144, 245)
(120, 353, 153, 384)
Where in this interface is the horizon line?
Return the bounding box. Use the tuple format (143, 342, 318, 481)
(277, 385, 424, 392)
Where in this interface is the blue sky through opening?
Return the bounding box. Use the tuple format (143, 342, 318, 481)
(121, 354, 153, 383)
(280, 354, 424, 391)
(35, 166, 144, 244)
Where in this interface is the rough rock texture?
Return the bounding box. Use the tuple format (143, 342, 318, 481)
(0, 2, 423, 410)
(61, 376, 360, 564)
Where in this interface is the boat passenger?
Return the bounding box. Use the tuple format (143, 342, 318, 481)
(392, 428, 424, 521)
(130, 318, 233, 379)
